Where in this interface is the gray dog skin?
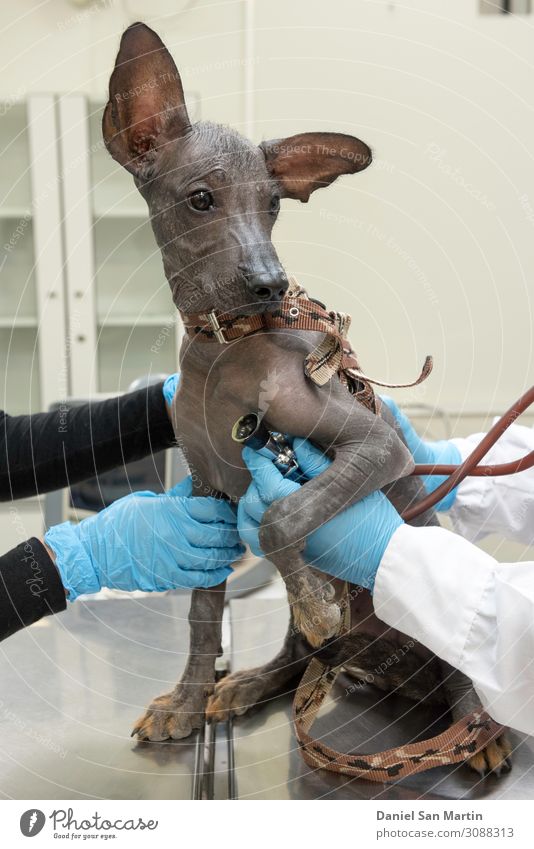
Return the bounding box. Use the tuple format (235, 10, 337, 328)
(103, 23, 511, 776)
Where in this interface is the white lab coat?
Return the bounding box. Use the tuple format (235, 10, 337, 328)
(373, 423, 534, 735)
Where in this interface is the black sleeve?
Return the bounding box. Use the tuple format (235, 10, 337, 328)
(0, 538, 66, 641)
(0, 382, 176, 501)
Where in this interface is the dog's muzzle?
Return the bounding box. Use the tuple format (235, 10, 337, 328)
(242, 270, 289, 303)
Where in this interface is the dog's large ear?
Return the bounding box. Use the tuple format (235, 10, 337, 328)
(103, 22, 190, 179)
(260, 132, 372, 202)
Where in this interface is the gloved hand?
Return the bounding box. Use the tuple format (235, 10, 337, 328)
(45, 477, 244, 600)
(238, 440, 403, 592)
(162, 373, 180, 410)
(381, 396, 462, 511)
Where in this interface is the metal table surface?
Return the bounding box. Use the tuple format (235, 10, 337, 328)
(0, 596, 197, 799)
(0, 595, 533, 800)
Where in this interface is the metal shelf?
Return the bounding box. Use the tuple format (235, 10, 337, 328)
(0, 207, 32, 218)
(97, 315, 176, 327)
(92, 205, 148, 220)
(0, 317, 37, 329)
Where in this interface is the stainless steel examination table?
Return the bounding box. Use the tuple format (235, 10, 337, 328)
(1, 594, 533, 800)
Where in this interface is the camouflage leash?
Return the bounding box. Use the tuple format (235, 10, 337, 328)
(292, 587, 503, 783)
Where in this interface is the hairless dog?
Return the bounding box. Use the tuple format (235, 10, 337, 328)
(103, 23, 511, 777)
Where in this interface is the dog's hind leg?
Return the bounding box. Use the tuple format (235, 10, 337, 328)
(133, 584, 226, 741)
(383, 427, 513, 777)
(206, 614, 309, 721)
(440, 661, 512, 778)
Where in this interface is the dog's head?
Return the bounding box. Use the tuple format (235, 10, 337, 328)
(103, 23, 372, 316)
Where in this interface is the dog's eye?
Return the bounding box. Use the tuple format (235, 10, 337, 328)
(188, 190, 215, 212)
(269, 194, 281, 216)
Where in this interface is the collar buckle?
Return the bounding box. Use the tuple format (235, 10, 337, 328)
(207, 310, 229, 344)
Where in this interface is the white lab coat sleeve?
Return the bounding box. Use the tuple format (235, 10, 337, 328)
(447, 423, 534, 545)
(373, 523, 534, 735)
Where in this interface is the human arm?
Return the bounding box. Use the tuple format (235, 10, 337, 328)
(0, 377, 179, 501)
(0, 476, 243, 642)
(44, 476, 242, 600)
(381, 397, 534, 544)
(446, 423, 534, 545)
(0, 538, 68, 640)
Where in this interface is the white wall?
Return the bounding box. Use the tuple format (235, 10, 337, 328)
(0, 0, 245, 124)
(252, 0, 534, 420)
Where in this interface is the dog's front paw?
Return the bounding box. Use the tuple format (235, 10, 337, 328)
(291, 597, 341, 648)
(466, 732, 513, 778)
(132, 685, 211, 741)
(206, 670, 266, 722)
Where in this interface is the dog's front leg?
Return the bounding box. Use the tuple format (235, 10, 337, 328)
(259, 417, 413, 647)
(133, 584, 225, 741)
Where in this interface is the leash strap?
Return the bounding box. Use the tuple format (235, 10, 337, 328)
(292, 586, 504, 783)
(292, 656, 504, 782)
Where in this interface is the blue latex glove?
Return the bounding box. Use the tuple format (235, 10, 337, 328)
(238, 441, 403, 592)
(162, 373, 180, 408)
(45, 477, 244, 600)
(381, 396, 462, 511)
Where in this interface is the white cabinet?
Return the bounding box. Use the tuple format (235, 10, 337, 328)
(0, 95, 183, 415)
(58, 95, 181, 399)
(0, 97, 67, 412)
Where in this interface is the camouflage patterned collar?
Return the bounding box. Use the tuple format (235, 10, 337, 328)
(180, 279, 432, 412)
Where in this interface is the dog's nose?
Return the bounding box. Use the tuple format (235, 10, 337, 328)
(243, 270, 289, 302)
